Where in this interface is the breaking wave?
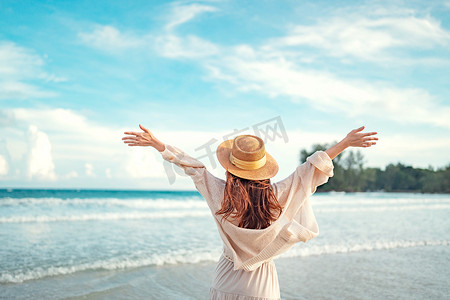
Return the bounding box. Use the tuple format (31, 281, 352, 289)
(1, 239, 448, 283)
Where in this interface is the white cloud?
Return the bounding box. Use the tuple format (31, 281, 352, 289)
(1, 107, 173, 183)
(269, 15, 450, 62)
(0, 81, 57, 100)
(156, 3, 219, 58)
(85, 163, 95, 177)
(7, 109, 123, 180)
(39, 73, 68, 83)
(64, 171, 78, 179)
(0, 139, 11, 177)
(1, 107, 448, 187)
(0, 155, 8, 176)
(208, 56, 450, 128)
(367, 133, 450, 169)
(79, 3, 219, 58)
(0, 109, 16, 127)
(155, 34, 219, 58)
(0, 42, 43, 78)
(78, 25, 146, 52)
(0, 41, 61, 100)
(13, 106, 114, 137)
(123, 147, 166, 178)
(149, 5, 450, 128)
(26, 125, 56, 180)
(165, 3, 217, 30)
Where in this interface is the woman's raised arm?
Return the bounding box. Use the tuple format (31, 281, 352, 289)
(122, 124, 166, 152)
(122, 124, 225, 212)
(325, 126, 378, 160)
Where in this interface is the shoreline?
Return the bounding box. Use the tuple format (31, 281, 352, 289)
(2, 245, 448, 300)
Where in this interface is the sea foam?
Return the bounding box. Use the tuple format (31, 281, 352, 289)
(0, 210, 211, 223)
(1, 239, 448, 284)
(0, 197, 206, 209)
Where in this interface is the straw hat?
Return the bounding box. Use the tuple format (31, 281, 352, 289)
(216, 134, 279, 180)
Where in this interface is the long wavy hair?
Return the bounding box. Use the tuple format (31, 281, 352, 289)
(215, 171, 283, 229)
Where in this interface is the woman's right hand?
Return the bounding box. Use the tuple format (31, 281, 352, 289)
(325, 126, 378, 160)
(122, 124, 166, 152)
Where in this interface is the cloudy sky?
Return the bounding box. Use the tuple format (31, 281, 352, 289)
(1, 0, 449, 190)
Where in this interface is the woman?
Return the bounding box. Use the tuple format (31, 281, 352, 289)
(122, 125, 378, 299)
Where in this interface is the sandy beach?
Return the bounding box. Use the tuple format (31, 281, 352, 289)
(3, 245, 448, 300)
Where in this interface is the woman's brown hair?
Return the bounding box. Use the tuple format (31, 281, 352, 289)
(215, 171, 283, 229)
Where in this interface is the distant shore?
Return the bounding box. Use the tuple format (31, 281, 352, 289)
(0, 188, 449, 194)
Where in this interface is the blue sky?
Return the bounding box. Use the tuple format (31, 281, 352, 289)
(0, 0, 449, 190)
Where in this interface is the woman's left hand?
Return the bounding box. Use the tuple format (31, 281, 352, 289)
(344, 126, 378, 148)
(122, 124, 165, 151)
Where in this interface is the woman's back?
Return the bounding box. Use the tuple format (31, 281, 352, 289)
(211, 171, 285, 299)
(216, 171, 283, 230)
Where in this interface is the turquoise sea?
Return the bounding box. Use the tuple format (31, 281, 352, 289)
(0, 189, 448, 299)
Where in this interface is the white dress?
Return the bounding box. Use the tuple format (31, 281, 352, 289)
(159, 144, 334, 300)
(210, 253, 280, 300)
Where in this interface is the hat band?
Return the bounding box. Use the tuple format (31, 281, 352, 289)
(229, 152, 266, 170)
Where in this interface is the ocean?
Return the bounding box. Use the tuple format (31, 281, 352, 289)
(0, 189, 449, 299)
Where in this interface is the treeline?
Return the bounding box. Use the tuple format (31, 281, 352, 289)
(300, 144, 450, 193)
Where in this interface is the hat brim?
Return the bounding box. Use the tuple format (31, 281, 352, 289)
(216, 139, 279, 180)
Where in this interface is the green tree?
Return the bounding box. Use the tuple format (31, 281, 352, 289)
(298, 145, 449, 193)
(299, 144, 364, 192)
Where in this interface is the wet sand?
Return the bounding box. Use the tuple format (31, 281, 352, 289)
(2, 245, 448, 300)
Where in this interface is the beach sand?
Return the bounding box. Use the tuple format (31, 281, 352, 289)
(2, 245, 448, 300)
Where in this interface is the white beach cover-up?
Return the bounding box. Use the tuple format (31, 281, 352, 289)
(210, 253, 280, 299)
(160, 144, 334, 299)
